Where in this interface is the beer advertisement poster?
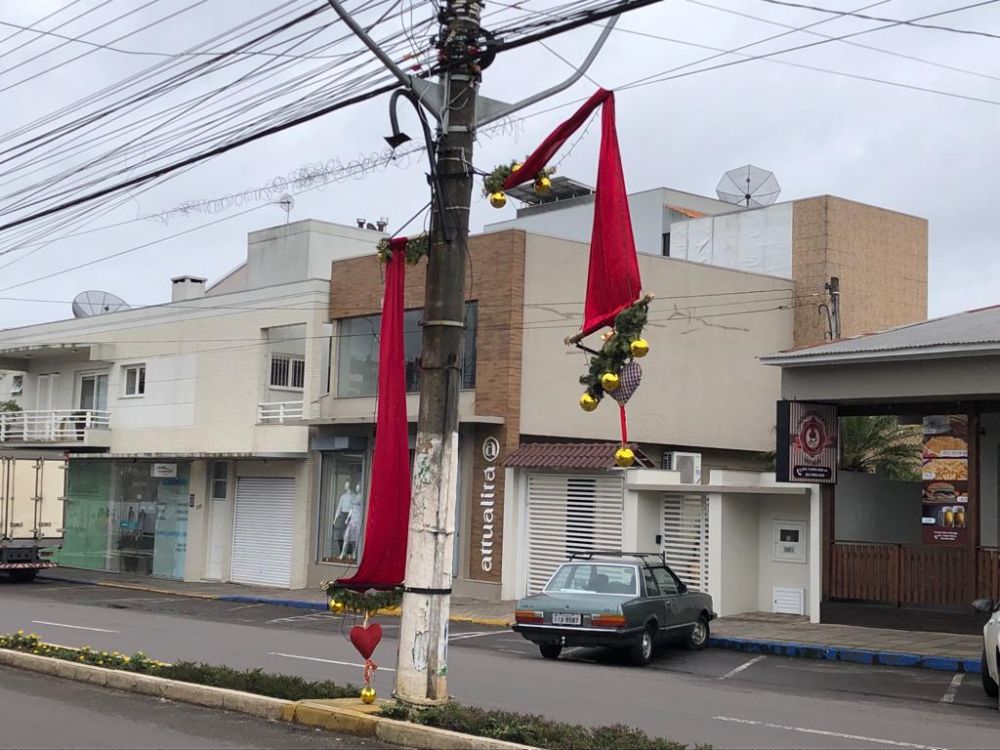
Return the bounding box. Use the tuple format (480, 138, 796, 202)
(920, 415, 968, 544)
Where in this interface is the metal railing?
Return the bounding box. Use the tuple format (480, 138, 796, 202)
(258, 401, 305, 424)
(0, 409, 111, 442)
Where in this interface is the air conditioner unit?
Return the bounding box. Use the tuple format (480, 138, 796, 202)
(662, 451, 702, 484)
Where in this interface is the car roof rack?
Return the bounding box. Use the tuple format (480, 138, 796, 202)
(568, 550, 667, 565)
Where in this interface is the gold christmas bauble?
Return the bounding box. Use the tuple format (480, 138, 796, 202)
(512, 162, 523, 172)
(630, 338, 650, 358)
(328, 599, 345, 614)
(360, 686, 377, 704)
(600, 372, 621, 392)
(579, 392, 599, 412)
(615, 447, 635, 468)
(489, 191, 507, 209)
(534, 176, 552, 195)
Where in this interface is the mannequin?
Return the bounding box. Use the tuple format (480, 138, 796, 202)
(341, 483, 363, 559)
(332, 480, 353, 559)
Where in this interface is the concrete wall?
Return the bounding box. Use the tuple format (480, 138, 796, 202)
(756, 494, 811, 615)
(791, 196, 927, 347)
(780, 355, 1000, 403)
(485, 188, 738, 257)
(715, 494, 759, 616)
(519, 233, 794, 452)
(835, 471, 921, 544)
(981, 412, 1000, 548)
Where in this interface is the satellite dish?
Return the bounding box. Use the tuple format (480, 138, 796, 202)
(72, 290, 130, 318)
(716, 165, 781, 208)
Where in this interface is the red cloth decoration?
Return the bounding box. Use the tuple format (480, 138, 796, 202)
(336, 239, 412, 590)
(503, 88, 641, 336)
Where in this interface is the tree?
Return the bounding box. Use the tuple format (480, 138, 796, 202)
(840, 415, 922, 481)
(0, 400, 21, 413)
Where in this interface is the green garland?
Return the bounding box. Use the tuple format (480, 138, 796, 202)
(322, 582, 404, 613)
(482, 159, 556, 197)
(376, 233, 430, 265)
(580, 298, 650, 401)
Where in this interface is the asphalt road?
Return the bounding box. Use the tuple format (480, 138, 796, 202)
(0, 663, 390, 749)
(3, 577, 1000, 749)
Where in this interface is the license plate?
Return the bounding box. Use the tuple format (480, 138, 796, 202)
(552, 613, 581, 625)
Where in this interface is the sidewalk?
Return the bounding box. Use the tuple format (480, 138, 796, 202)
(38, 568, 515, 626)
(39, 569, 983, 671)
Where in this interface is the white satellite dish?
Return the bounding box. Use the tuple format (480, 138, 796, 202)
(716, 164, 781, 208)
(72, 290, 130, 318)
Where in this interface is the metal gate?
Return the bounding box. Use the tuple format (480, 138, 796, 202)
(662, 495, 709, 592)
(1, 457, 65, 540)
(230, 477, 294, 587)
(525, 473, 624, 594)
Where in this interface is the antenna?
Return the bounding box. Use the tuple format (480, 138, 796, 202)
(72, 290, 130, 318)
(716, 165, 780, 208)
(272, 193, 294, 223)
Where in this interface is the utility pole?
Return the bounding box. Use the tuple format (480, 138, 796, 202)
(395, 0, 482, 705)
(825, 276, 841, 340)
(326, 0, 626, 706)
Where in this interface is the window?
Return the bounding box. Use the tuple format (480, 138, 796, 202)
(545, 564, 638, 596)
(270, 355, 305, 390)
(336, 302, 478, 397)
(10, 375, 22, 395)
(123, 365, 145, 397)
(318, 452, 366, 563)
(643, 568, 660, 597)
(211, 462, 228, 500)
(652, 567, 680, 596)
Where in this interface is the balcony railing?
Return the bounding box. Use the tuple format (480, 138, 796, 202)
(258, 401, 304, 424)
(0, 409, 111, 443)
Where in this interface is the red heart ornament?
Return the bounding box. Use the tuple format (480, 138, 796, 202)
(349, 623, 383, 660)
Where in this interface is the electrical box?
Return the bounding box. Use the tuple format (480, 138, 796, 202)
(773, 520, 807, 564)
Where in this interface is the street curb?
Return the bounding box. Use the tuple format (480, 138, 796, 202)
(708, 636, 982, 673)
(40, 573, 514, 626)
(0, 648, 535, 749)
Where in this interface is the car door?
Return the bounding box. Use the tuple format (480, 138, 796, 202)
(640, 566, 668, 634)
(651, 566, 688, 630)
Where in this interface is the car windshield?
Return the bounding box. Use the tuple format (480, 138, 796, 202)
(544, 563, 638, 596)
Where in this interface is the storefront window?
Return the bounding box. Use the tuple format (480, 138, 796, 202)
(56, 462, 114, 571)
(319, 452, 366, 563)
(336, 303, 478, 397)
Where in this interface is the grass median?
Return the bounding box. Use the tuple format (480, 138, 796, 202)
(1, 631, 704, 749)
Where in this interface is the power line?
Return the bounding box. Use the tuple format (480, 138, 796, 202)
(748, 0, 1000, 41)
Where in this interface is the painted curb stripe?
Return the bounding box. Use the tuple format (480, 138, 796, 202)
(708, 636, 979, 673)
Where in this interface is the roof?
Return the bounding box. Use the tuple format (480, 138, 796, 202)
(762, 304, 1000, 366)
(504, 442, 655, 471)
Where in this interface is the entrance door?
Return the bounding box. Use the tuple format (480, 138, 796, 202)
(662, 496, 709, 592)
(34, 374, 57, 439)
(204, 462, 232, 581)
(231, 477, 294, 587)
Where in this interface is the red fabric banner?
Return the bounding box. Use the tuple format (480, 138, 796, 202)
(337, 238, 412, 590)
(503, 88, 641, 336)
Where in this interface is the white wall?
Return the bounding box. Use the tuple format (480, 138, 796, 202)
(756, 495, 811, 615)
(518, 234, 794, 452)
(717, 494, 759, 616)
(669, 202, 793, 278)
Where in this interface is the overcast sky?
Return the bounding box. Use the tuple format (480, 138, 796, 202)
(0, 0, 997, 329)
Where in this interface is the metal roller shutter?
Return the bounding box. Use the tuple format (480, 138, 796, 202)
(662, 496, 709, 592)
(525, 473, 624, 594)
(231, 477, 294, 587)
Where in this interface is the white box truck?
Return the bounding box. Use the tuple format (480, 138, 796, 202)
(0, 456, 64, 582)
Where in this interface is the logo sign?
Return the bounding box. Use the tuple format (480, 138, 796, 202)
(479, 436, 501, 573)
(151, 463, 177, 478)
(776, 401, 837, 484)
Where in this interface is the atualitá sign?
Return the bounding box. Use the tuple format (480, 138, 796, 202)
(479, 436, 500, 573)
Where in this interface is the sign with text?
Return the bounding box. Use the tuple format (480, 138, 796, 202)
(150, 463, 177, 478)
(776, 401, 838, 484)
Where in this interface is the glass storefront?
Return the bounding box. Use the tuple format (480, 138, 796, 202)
(56, 461, 190, 579)
(318, 452, 366, 564)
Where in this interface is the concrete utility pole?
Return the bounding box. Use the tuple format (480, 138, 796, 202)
(395, 0, 482, 705)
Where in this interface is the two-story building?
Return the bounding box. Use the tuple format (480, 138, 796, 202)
(0, 219, 380, 588)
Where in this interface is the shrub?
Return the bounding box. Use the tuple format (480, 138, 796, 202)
(157, 661, 359, 701)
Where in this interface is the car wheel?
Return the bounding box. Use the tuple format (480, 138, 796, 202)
(983, 648, 999, 698)
(685, 615, 710, 651)
(8, 569, 37, 584)
(628, 626, 655, 666)
(539, 643, 562, 660)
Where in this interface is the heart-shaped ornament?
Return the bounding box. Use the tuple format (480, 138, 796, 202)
(610, 361, 642, 405)
(349, 623, 383, 660)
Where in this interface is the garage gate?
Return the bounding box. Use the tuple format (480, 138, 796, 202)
(525, 472, 624, 594)
(662, 495, 709, 592)
(230, 477, 294, 588)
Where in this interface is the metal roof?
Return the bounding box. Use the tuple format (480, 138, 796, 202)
(762, 305, 1000, 365)
(506, 176, 594, 206)
(504, 442, 655, 470)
